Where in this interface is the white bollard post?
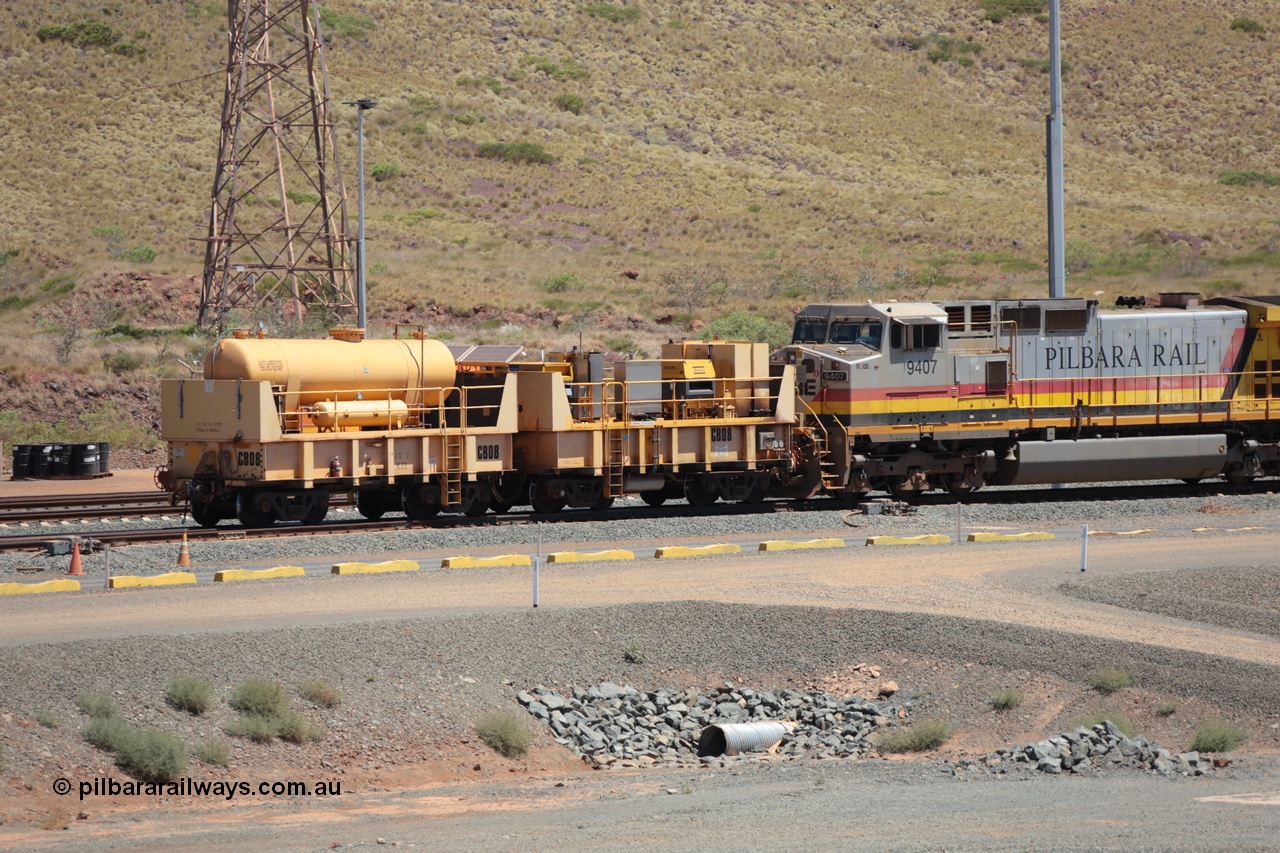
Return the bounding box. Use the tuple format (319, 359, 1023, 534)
(1080, 523, 1088, 572)
(533, 523, 541, 608)
(955, 502, 961, 545)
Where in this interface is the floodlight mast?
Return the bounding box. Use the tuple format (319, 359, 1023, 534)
(344, 97, 377, 331)
(1047, 0, 1066, 299)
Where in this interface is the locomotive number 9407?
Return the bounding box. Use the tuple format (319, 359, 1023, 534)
(905, 359, 937, 376)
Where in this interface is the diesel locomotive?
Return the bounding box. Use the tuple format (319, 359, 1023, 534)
(778, 293, 1280, 498)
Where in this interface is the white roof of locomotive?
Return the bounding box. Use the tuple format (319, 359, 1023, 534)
(797, 302, 948, 324)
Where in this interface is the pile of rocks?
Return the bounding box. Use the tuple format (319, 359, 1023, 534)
(947, 720, 1214, 778)
(518, 681, 899, 768)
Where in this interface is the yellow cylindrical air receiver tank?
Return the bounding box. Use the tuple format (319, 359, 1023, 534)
(204, 336, 456, 407)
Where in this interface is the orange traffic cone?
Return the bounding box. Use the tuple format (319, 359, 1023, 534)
(176, 533, 191, 568)
(67, 541, 84, 576)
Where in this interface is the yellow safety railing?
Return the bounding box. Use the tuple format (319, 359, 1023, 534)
(562, 373, 781, 425)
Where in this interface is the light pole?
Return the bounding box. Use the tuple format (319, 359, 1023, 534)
(1046, 0, 1065, 299)
(344, 97, 377, 330)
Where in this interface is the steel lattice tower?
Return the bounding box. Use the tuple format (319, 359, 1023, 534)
(199, 0, 355, 332)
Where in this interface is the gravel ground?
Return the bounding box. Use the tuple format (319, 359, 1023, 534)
(1061, 565, 1280, 638)
(3, 485, 1280, 848)
(4, 483, 1280, 577)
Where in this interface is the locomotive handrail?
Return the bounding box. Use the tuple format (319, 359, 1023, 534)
(563, 373, 782, 425)
(1018, 367, 1253, 428)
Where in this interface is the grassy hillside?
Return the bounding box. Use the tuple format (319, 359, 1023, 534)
(1, 0, 1279, 450)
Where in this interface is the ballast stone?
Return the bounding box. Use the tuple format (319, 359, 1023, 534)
(519, 682, 897, 768)
(973, 723, 1214, 778)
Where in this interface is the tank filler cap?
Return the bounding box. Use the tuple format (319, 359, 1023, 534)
(329, 326, 366, 342)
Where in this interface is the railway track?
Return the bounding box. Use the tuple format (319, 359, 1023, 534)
(0, 480, 1269, 554)
(0, 490, 352, 525)
(0, 490, 175, 524)
(0, 498, 835, 553)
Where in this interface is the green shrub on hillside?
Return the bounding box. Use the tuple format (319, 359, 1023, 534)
(402, 208, 443, 226)
(120, 243, 157, 264)
(979, 0, 1047, 23)
(77, 692, 120, 720)
(116, 729, 187, 783)
(297, 677, 343, 708)
(1218, 171, 1280, 187)
(276, 709, 326, 743)
(83, 716, 135, 752)
(103, 350, 146, 376)
(991, 687, 1024, 710)
(286, 189, 321, 206)
(38, 21, 118, 48)
(165, 676, 215, 715)
(699, 311, 791, 350)
(225, 714, 278, 743)
(457, 76, 506, 95)
(1091, 667, 1132, 694)
(1189, 719, 1245, 753)
(371, 161, 401, 182)
(476, 712, 531, 758)
(229, 679, 289, 717)
(540, 272, 584, 293)
(910, 34, 983, 64)
(477, 142, 555, 165)
(0, 402, 159, 452)
(521, 55, 588, 81)
(878, 719, 952, 753)
(36, 22, 145, 56)
(194, 739, 231, 766)
(318, 7, 374, 38)
(554, 92, 586, 115)
(1229, 17, 1266, 35)
(584, 3, 642, 23)
(1064, 239, 1099, 274)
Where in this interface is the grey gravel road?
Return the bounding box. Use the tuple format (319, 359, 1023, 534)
(3, 485, 1280, 851)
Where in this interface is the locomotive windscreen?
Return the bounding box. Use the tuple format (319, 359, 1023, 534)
(793, 316, 827, 343)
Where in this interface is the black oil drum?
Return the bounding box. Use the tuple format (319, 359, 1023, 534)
(75, 443, 100, 476)
(52, 444, 72, 478)
(31, 445, 53, 478)
(98, 441, 110, 475)
(10, 444, 31, 480)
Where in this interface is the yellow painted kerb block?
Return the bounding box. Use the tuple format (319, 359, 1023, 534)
(441, 554, 532, 569)
(966, 532, 1056, 543)
(331, 560, 420, 575)
(1087, 529, 1157, 537)
(213, 566, 305, 583)
(758, 538, 845, 552)
(865, 534, 951, 546)
(653, 543, 742, 559)
(546, 549, 635, 564)
(108, 572, 197, 589)
(0, 579, 81, 595)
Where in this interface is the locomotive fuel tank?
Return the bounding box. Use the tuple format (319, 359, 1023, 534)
(205, 334, 457, 407)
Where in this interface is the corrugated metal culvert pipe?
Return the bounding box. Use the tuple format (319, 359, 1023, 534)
(697, 721, 794, 757)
